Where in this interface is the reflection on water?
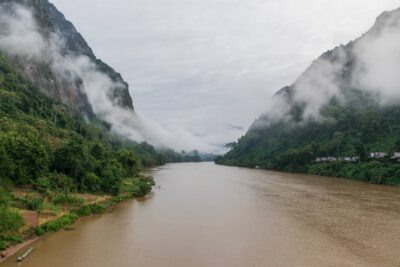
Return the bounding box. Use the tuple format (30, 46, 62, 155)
(2, 163, 400, 267)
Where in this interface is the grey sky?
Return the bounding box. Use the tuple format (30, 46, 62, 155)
(51, 0, 400, 153)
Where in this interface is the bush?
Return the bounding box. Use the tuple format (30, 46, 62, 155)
(46, 173, 75, 193)
(0, 208, 24, 234)
(122, 177, 154, 198)
(81, 173, 101, 192)
(2, 235, 23, 244)
(34, 227, 46, 236)
(23, 197, 44, 211)
(74, 204, 106, 216)
(35, 177, 52, 194)
(53, 193, 84, 206)
(0, 240, 7, 250)
(41, 213, 78, 232)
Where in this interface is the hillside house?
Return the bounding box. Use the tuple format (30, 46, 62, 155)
(390, 152, 400, 161)
(369, 152, 387, 159)
(342, 157, 360, 163)
(315, 156, 359, 163)
(315, 157, 337, 163)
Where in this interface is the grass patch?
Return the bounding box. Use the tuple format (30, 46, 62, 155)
(53, 193, 84, 206)
(121, 176, 155, 197)
(0, 235, 24, 251)
(35, 213, 79, 234)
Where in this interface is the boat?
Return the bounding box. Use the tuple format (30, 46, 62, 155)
(16, 247, 34, 262)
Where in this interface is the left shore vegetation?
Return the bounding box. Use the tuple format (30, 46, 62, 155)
(0, 52, 158, 255)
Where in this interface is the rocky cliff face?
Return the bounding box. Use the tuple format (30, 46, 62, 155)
(0, 0, 133, 119)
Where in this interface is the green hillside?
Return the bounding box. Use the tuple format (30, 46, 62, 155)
(216, 88, 400, 185)
(0, 51, 169, 193)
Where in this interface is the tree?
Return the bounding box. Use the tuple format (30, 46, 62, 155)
(0, 188, 24, 234)
(53, 139, 95, 187)
(0, 131, 49, 184)
(99, 159, 123, 195)
(116, 149, 140, 177)
(332, 132, 344, 157)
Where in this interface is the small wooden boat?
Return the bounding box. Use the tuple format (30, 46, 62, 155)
(16, 247, 34, 262)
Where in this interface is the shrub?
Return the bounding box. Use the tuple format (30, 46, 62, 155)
(53, 193, 84, 206)
(46, 173, 75, 193)
(35, 177, 52, 194)
(81, 173, 100, 192)
(23, 197, 44, 211)
(2, 235, 23, 244)
(41, 213, 78, 232)
(34, 227, 46, 236)
(0, 208, 24, 234)
(0, 240, 6, 250)
(75, 204, 106, 216)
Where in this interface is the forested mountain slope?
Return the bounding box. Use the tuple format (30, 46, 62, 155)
(217, 8, 400, 185)
(0, 0, 133, 119)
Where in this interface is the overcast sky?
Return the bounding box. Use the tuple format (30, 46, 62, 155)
(51, 0, 400, 152)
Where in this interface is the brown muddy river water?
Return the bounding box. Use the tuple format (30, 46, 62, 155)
(2, 163, 400, 267)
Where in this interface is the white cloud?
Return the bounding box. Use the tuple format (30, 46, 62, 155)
(10, 0, 400, 152)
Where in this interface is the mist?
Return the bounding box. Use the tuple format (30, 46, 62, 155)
(252, 7, 400, 129)
(0, 3, 220, 153)
(2, 3, 400, 152)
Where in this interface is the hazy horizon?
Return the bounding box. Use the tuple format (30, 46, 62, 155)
(51, 0, 400, 153)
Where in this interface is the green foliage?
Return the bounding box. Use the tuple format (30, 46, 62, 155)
(1, 235, 23, 244)
(116, 149, 140, 177)
(0, 240, 6, 250)
(0, 208, 24, 235)
(37, 213, 79, 233)
(0, 52, 174, 194)
(218, 89, 400, 185)
(0, 187, 11, 209)
(22, 196, 44, 211)
(34, 227, 46, 236)
(34, 177, 52, 194)
(81, 173, 101, 192)
(53, 193, 84, 206)
(121, 177, 155, 197)
(0, 234, 24, 251)
(75, 203, 106, 216)
(0, 188, 24, 235)
(0, 131, 49, 184)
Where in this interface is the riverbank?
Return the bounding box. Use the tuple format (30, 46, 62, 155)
(215, 160, 400, 186)
(0, 238, 38, 264)
(3, 163, 399, 267)
(0, 176, 154, 264)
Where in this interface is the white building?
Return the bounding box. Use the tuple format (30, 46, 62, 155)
(369, 152, 387, 159)
(315, 157, 337, 163)
(315, 156, 359, 163)
(390, 152, 400, 161)
(342, 157, 360, 163)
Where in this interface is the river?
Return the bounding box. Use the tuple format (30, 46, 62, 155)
(2, 162, 400, 267)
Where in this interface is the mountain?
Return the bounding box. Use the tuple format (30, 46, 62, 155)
(0, 0, 133, 119)
(216, 8, 400, 185)
(0, 1, 191, 193)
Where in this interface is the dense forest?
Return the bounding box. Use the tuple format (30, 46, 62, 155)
(216, 88, 400, 185)
(0, 51, 177, 191)
(0, 51, 196, 241)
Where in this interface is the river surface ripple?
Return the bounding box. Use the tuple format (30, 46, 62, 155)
(2, 162, 400, 267)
